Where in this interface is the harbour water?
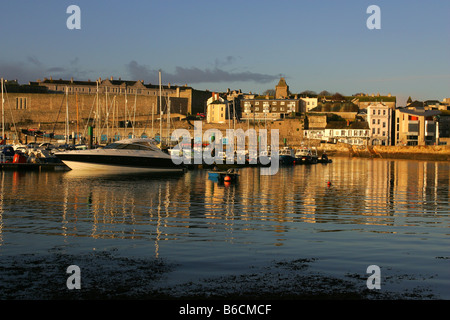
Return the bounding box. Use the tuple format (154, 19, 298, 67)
(0, 157, 449, 299)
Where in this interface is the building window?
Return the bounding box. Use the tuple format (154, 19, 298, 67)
(372, 119, 375, 124)
(16, 97, 27, 110)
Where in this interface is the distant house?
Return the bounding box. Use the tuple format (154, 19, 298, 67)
(304, 118, 370, 145)
(206, 93, 229, 124)
(367, 102, 393, 146)
(324, 120, 370, 145)
(240, 98, 301, 121)
(240, 77, 302, 121)
(300, 97, 318, 112)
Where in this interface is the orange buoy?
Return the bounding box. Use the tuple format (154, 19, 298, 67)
(327, 181, 332, 187)
(224, 175, 232, 182)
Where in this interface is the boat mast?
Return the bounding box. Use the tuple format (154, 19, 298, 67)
(152, 102, 154, 138)
(65, 86, 69, 145)
(167, 97, 170, 145)
(159, 70, 162, 145)
(76, 92, 79, 144)
(1, 78, 4, 142)
(96, 80, 100, 144)
(125, 84, 128, 139)
(133, 90, 137, 138)
(105, 86, 109, 143)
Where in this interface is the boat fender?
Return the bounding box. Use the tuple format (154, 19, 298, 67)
(224, 175, 232, 182)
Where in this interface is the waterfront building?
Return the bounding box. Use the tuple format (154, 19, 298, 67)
(367, 102, 393, 146)
(303, 116, 370, 145)
(323, 120, 370, 145)
(395, 106, 441, 146)
(206, 93, 229, 124)
(302, 115, 327, 141)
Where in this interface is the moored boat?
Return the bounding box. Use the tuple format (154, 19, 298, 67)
(294, 147, 319, 164)
(54, 138, 184, 173)
(318, 151, 332, 163)
(208, 168, 239, 182)
(279, 147, 295, 165)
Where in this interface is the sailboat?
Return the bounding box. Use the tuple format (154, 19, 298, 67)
(1, 78, 5, 144)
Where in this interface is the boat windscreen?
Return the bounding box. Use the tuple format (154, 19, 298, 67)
(104, 142, 160, 151)
(103, 143, 127, 149)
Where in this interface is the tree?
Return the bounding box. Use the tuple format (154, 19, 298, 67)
(263, 89, 275, 96)
(407, 96, 412, 104)
(299, 90, 317, 97)
(331, 92, 346, 101)
(319, 90, 332, 97)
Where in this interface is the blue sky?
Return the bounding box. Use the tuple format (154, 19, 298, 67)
(0, 0, 449, 105)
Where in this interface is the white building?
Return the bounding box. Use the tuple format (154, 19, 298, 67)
(206, 93, 229, 124)
(301, 97, 318, 112)
(366, 102, 393, 145)
(324, 121, 370, 145)
(304, 120, 370, 145)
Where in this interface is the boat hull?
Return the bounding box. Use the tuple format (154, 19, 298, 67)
(208, 171, 239, 182)
(61, 160, 183, 173)
(279, 155, 294, 165)
(56, 152, 184, 173)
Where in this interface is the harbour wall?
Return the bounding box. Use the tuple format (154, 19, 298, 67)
(316, 144, 450, 161)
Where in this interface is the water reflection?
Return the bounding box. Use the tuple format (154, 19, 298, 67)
(0, 158, 448, 251)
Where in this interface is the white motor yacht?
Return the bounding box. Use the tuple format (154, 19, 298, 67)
(54, 138, 184, 173)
